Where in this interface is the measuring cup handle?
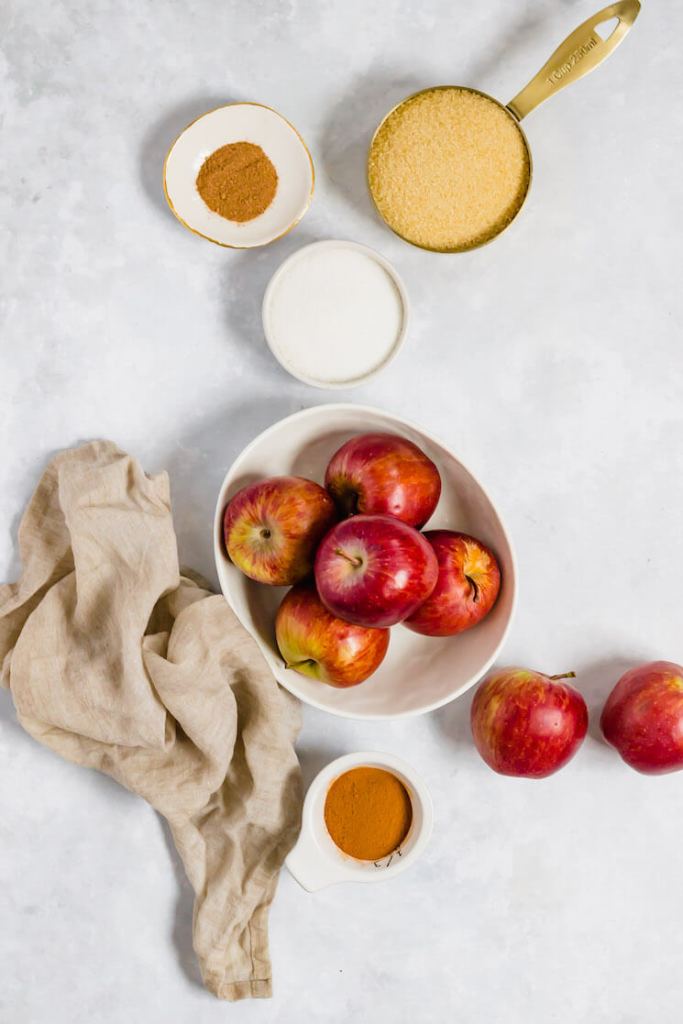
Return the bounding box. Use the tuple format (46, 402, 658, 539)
(506, 0, 640, 121)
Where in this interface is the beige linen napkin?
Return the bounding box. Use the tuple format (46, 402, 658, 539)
(0, 441, 302, 1001)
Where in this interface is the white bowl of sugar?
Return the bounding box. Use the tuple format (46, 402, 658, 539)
(262, 239, 409, 388)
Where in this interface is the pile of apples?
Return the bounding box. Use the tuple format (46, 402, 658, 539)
(223, 432, 501, 687)
(222, 432, 683, 777)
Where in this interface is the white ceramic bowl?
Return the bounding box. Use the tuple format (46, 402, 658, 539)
(213, 403, 517, 719)
(163, 102, 314, 248)
(286, 751, 433, 892)
(262, 240, 409, 389)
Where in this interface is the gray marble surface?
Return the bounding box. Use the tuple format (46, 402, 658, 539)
(1, 1, 682, 1021)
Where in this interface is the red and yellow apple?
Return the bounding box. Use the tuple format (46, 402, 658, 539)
(275, 583, 389, 687)
(314, 513, 438, 628)
(600, 661, 683, 774)
(404, 530, 501, 636)
(324, 432, 441, 528)
(471, 668, 588, 778)
(223, 476, 336, 586)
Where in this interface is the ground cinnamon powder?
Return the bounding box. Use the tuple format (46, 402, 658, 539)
(324, 766, 413, 861)
(196, 140, 278, 222)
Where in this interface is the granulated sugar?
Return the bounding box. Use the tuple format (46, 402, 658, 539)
(264, 242, 406, 386)
(368, 87, 531, 251)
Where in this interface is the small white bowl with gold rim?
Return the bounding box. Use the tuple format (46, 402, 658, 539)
(286, 751, 433, 892)
(163, 102, 314, 248)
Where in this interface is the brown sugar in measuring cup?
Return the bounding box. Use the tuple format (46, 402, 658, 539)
(324, 766, 413, 861)
(370, 87, 530, 252)
(368, 1, 640, 252)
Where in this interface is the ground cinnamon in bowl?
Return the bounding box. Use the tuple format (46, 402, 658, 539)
(324, 766, 413, 861)
(196, 140, 278, 222)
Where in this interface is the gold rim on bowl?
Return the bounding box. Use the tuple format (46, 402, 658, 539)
(162, 101, 316, 250)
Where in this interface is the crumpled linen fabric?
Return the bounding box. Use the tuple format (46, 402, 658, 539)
(0, 441, 302, 1001)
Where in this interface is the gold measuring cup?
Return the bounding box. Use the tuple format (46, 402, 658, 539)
(367, 1, 641, 253)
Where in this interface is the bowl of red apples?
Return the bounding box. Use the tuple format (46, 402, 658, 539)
(213, 404, 516, 718)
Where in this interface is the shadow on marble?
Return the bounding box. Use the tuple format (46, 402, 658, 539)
(161, 392, 315, 586)
(572, 654, 646, 747)
(220, 225, 321, 384)
(433, 653, 648, 754)
(3, 512, 24, 583)
(138, 91, 246, 218)
(433, 686, 476, 752)
(460, 3, 554, 93)
(0, 687, 24, 738)
(298, 742, 346, 791)
(320, 70, 422, 223)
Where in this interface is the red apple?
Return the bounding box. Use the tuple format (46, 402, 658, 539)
(471, 668, 588, 778)
(314, 514, 438, 627)
(275, 583, 389, 687)
(404, 530, 501, 636)
(324, 432, 441, 528)
(600, 661, 683, 774)
(223, 476, 336, 586)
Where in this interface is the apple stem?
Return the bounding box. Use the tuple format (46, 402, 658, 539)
(341, 489, 360, 516)
(549, 672, 576, 681)
(335, 548, 363, 569)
